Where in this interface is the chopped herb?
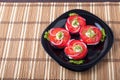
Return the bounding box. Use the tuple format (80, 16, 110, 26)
(69, 59, 85, 65)
(101, 28, 106, 42)
(44, 31, 49, 40)
(73, 45, 83, 52)
(72, 19, 79, 27)
(69, 13, 78, 16)
(56, 31, 64, 40)
(85, 28, 96, 38)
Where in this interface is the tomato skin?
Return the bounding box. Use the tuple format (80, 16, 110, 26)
(48, 27, 71, 48)
(65, 15, 86, 34)
(64, 39, 88, 60)
(79, 25, 102, 45)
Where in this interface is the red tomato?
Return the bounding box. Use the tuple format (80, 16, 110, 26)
(80, 25, 102, 45)
(48, 27, 71, 48)
(65, 15, 86, 34)
(64, 39, 88, 60)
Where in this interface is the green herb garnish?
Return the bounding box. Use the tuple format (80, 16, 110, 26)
(86, 28, 96, 38)
(101, 28, 106, 42)
(72, 19, 79, 27)
(56, 31, 64, 40)
(69, 59, 85, 65)
(44, 31, 49, 40)
(69, 13, 78, 16)
(73, 45, 83, 52)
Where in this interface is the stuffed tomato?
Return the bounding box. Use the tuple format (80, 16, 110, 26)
(65, 14, 86, 34)
(47, 27, 71, 48)
(80, 25, 102, 45)
(64, 39, 88, 60)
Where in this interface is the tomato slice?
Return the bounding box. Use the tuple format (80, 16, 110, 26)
(48, 27, 71, 48)
(64, 39, 88, 60)
(80, 25, 102, 45)
(65, 15, 86, 34)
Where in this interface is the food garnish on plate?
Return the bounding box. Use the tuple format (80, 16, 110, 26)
(80, 25, 105, 45)
(64, 39, 88, 60)
(65, 13, 86, 34)
(44, 27, 71, 48)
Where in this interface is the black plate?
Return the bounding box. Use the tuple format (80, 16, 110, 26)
(41, 9, 114, 71)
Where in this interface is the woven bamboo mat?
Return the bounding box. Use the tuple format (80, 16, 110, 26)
(0, 2, 120, 80)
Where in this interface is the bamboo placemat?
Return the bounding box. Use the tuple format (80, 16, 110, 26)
(0, 2, 120, 80)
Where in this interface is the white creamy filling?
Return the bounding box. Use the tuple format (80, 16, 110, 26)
(85, 28, 95, 38)
(73, 45, 83, 53)
(56, 31, 64, 40)
(71, 19, 79, 28)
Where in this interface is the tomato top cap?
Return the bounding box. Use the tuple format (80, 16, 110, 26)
(79, 25, 102, 45)
(47, 27, 71, 48)
(64, 39, 88, 60)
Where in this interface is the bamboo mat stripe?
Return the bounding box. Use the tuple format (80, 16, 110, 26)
(0, 2, 120, 80)
(14, 3, 30, 79)
(0, 0, 120, 2)
(1, 3, 18, 79)
(0, 3, 120, 7)
(1, 58, 120, 62)
(105, 3, 114, 80)
(1, 21, 120, 24)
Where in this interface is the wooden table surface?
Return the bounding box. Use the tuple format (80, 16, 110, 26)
(0, 2, 120, 80)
